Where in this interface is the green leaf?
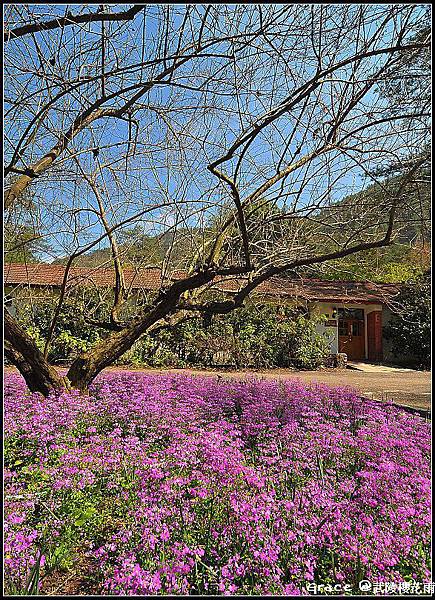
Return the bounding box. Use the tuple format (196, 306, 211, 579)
(73, 506, 96, 527)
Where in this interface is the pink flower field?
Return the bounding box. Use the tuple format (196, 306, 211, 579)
(4, 370, 431, 595)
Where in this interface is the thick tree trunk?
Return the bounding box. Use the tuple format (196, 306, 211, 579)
(66, 271, 218, 390)
(6, 268, 233, 395)
(67, 301, 175, 391)
(4, 311, 69, 395)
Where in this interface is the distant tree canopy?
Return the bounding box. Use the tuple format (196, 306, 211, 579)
(312, 13, 431, 283)
(306, 170, 430, 282)
(5, 185, 51, 263)
(5, 224, 50, 263)
(377, 11, 430, 121)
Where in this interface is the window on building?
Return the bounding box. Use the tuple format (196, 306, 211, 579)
(337, 308, 364, 321)
(338, 322, 348, 336)
(351, 322, 362, 336)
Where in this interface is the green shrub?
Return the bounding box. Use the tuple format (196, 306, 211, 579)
(383, 271, 430, 369)
(15, 292, 104, 363)
(128, 303, 330, 370)
(14, 293, 331, 370)
(117, 333, 185, 369)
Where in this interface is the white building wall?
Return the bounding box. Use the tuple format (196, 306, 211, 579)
(310, 302, 338, 354)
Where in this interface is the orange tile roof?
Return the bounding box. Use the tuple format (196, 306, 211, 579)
(4, 263, 400, 304)
(4, 262, 174, 290)
(254, 277, 400, 304)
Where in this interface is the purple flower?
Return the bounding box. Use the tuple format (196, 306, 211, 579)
(4, 370, 431, 595)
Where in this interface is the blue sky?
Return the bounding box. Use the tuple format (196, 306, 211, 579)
(4, 4, 429, 263)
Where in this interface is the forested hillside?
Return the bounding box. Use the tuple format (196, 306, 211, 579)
(40, 168, 431, 284)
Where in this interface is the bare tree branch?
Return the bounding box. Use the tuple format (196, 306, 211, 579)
(4, 5, 144, 41)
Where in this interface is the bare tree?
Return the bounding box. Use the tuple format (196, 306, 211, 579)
(4, 4, 430, 394)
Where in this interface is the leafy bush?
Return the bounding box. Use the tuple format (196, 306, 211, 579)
(15, 292, 104, 363)
(119, 331, 185, 369)
(119, 303, 330, 370)
(383, 271, 431, 369)
(15, 293, 330, 370)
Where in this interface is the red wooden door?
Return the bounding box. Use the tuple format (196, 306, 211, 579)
(367, 311, 383, 362)
(338, 318, 365, 360)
